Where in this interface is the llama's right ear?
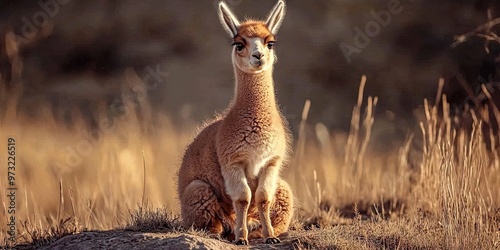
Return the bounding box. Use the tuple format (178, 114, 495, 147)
(218, 1, 240, 38)
(266, 0, 286, 35)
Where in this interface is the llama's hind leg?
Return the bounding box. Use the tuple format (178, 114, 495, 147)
(180, 180, 224, 235)
(249, 178, 294, 241)
(270, 179, 294, 237)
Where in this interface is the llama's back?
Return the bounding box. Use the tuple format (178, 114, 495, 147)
(177, 119, 229, 203)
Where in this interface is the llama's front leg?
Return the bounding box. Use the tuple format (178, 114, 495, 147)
(222, 164, 251, 245)
(255, 157, 281, 244)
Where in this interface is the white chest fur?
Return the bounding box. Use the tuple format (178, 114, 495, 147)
(245, 150, 275, 178)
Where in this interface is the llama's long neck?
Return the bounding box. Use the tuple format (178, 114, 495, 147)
(233, 67, 277, 112)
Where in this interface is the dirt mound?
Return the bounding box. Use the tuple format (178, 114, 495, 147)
(39, 230, 297, 250)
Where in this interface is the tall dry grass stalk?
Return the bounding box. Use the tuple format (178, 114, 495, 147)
(345, 75, 377, 178)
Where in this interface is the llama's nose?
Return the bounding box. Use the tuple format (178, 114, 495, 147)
(252, 51, 264, 60)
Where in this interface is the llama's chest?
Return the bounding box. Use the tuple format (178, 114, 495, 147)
(238, 115, 275, 144)
(217, 113, 286, 176)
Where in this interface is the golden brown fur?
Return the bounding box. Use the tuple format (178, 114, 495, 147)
(236, 20, 275, 41)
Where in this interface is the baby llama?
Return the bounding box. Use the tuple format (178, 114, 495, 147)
(177, 0, 293, 245)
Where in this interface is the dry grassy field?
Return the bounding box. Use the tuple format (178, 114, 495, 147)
(1, 64, 499, 248)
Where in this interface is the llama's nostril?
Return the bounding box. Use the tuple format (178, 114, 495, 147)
(252, 52, 263, 59)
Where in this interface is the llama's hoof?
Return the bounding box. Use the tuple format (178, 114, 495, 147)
(235, 239, 248, 245)
(266, 237, 281, 244)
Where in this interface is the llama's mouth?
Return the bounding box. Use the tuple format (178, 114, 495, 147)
(250, 60, 264, 68)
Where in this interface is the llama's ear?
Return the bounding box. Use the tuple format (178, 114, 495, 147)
(265, 0, 286, 35)
(218, 1, 240, 38)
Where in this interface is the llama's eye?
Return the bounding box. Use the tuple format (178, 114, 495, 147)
(267, 42, 275, 49)
(233, 43, 244, 52)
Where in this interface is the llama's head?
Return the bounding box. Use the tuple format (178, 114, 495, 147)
(218, 1, 286, 74)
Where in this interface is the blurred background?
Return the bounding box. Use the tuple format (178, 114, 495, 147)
(1, 0, 499, 136)
(1, 0, 500, 242)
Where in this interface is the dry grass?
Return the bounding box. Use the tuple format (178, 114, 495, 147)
(293, 77, 500, 249)
(0, 44, 194, 248)
(1, 53, 500, 249)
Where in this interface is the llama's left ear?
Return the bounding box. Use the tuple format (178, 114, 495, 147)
(265, 0, 286, 35)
